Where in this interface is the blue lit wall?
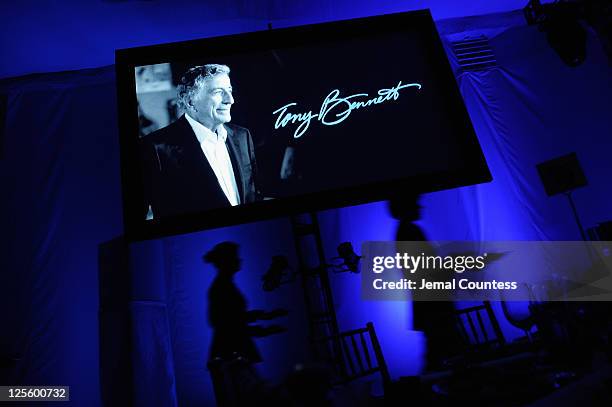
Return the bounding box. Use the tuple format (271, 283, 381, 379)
(1, 0, 527, 79)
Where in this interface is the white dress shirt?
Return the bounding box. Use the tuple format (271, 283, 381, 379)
(185, 113, 241, 206)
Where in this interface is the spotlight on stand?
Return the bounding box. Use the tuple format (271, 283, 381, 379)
(333, 242, 362, 274)
(262, 255, 292, 291)
(524, 0, 587, 67)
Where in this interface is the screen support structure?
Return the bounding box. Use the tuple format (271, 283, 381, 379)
(290, 213, 346, 376)
(564, 191, 587, 242)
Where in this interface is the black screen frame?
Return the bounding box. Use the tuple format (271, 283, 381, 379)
(116, 10, 491, 241)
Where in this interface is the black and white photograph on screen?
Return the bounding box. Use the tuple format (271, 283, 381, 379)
(137, 63, 262, 220)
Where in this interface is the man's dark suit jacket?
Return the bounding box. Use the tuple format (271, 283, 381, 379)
(140, 115, 260, 219)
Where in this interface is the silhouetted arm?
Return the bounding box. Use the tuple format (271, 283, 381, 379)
(246, 308, 288, 322)
(248, 324, 287, 337)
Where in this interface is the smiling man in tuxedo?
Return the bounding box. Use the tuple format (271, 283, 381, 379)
(140, 64, 260, 220)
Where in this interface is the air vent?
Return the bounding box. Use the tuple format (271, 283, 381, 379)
(451, 36, 498, 71)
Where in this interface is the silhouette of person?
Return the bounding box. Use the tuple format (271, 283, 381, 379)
(205, 241, 286, 363)
(205, 241, 287, 405)
(389, 190, 428, 244)
(389, 190, 460, 371)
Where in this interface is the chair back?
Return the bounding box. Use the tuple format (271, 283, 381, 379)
(454, 301, 505, 351)
(314, 322, 391, 390)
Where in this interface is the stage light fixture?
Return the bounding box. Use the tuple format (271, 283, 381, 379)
(545, 8, 587, 66)
(335, 242, 362, 274)
(262, 255, 292, 291)
(524, 0, 587, 67)
(262, 243, 362, 292)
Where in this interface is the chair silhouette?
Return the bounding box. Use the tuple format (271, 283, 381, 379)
(314, 322, 391, 392)
(453, 301, 506, 357)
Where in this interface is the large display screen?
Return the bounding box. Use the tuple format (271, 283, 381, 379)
(116, 10, 491, 240)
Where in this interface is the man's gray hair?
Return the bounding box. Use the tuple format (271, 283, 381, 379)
(176, 64, 231, 112)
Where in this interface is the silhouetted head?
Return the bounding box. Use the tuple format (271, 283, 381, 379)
(204, 241, 242, 276)
(388, 190, 423, 222)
